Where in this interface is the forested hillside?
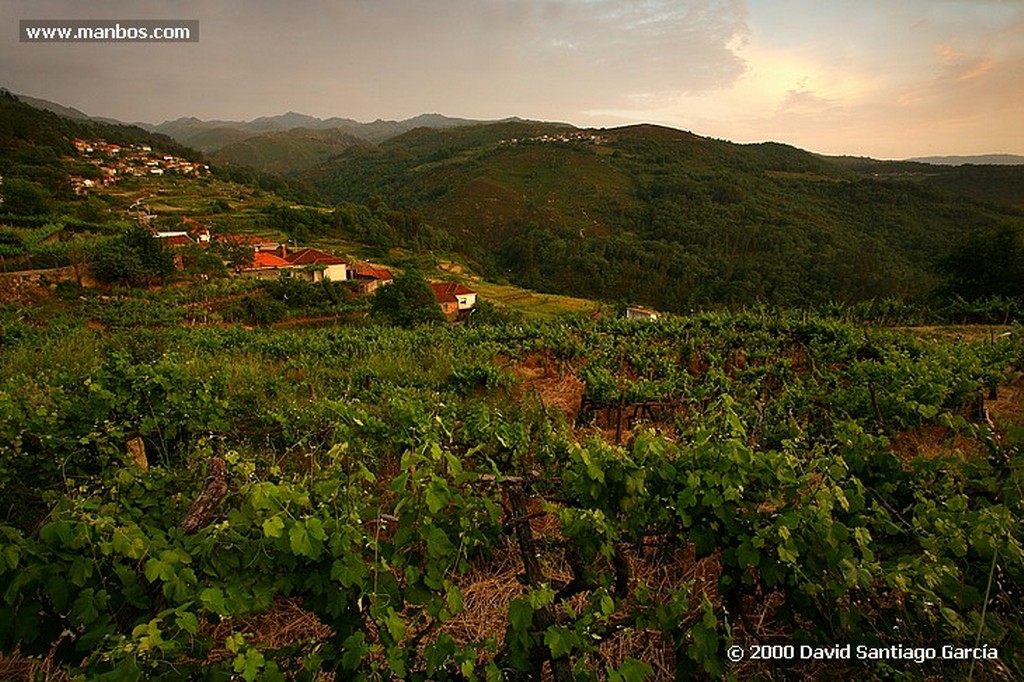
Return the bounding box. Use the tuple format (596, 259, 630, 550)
(209, 128, 367, 174)
(310, 122, 1024, 309)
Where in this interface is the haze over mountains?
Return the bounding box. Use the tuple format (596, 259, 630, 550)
(16, 94, 516, 149)
(144, 111, 525, 152)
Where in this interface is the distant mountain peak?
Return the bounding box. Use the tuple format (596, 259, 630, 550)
(907, 154, 1024, 166)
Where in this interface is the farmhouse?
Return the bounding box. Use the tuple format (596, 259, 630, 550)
(282, 248, 349, 283)
(430, 281, 476, 319)
(350, 263, 393, 294)
(242, 251, 294, 279)
(153, 231, 194, 247)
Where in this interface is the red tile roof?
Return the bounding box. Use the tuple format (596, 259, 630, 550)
(430, 281, 475, 303)
(216, 234, 277, 247)
(283, 248, 348, 266)
(352, 264, 393, 280)
(162, 234, 194, 247)
(251, 251, 292, 268)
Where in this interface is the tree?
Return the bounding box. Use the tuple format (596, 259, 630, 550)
(74, 196, 111, 224)
(941, 224, 1024, 299)
(91, 226, 176, 286)
(91, 248, 147, 286)
(210, 240, 254, 270)
(0, 178, 51, 216)
(180, 245, 227, 279)
(370, 269, 445, 327)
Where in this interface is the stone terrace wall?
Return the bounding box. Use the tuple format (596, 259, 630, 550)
(0, 265, 90, 302)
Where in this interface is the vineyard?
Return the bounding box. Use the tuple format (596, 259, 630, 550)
(0, 312, 1022, 680)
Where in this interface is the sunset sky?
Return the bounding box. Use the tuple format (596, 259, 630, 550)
(4, 0, 1022, 158)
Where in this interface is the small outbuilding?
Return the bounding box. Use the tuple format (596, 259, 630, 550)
(625, 306, 659, 321)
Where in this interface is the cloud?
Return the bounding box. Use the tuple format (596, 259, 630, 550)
(934, 43, 995, 81)
(779, 88, 834, 114)
(1, 0, 753, 122)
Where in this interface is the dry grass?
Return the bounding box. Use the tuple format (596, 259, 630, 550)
(436, 533, 726, 681)
(511, 354, 586, 424)
(0, 602, 334, 681)
(599, 545, 724, 679)
(888, 424, 983, 464)
(203, 596, 333, 675)
(887, 376, 1023, 466)
(442, 542, 526, 649)
(0, 645, 72, 682)
(987, 380, 1024, 429)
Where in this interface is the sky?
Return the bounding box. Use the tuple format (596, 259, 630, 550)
(3, 0, 1022, 159)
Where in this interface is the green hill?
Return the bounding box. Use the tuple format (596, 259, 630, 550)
(307, 121, 1024, 309)
(209, 127, 368, 174)
(825, 155, 1024, 210)
(8, 90, 1022, 311)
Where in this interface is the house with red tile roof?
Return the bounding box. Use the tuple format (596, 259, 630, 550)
(215, 235, 280, 252)
(430, 281, 476, 319)
(252, 251, 292, 268)
(351, 263, 394, 293)
(162, 234, 195, 247)
(241, 251, 296, 279)
(282, 248, 349, 283)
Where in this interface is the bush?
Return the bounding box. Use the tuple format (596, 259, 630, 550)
(90, 226, 175, 286)
(0, 178, 51, 216)
(370, 269, 445, 327)
(221, 295, 288, 325)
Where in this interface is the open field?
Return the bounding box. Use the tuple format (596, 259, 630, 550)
(469, 280, 602, 319)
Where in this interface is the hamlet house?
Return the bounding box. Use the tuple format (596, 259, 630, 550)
(430, 281, 477, 320)
(282, 248, 349, 283)
(350, 263, 394, 294)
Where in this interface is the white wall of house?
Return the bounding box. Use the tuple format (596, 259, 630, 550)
(456, 292, 476, 310)
(626, 307, 658, 321)
(324, 263, 348, 282)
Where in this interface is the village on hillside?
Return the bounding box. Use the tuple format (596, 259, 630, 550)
(498, 131, 607, 146)
(68, 138, 210, 195)
(54, 137, 480, 320)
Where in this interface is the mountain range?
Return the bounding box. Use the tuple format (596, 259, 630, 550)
(18, 92, 1024, 166)
(15, 94, 519, 148)
(143, 111, 529, 153)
